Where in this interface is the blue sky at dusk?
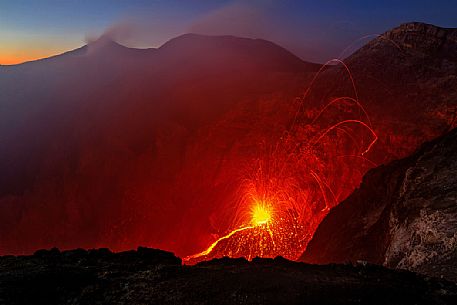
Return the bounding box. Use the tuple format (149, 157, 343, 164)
(1, 0, 456, 64)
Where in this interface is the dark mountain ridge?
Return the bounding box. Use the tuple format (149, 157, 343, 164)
(382, 22, 457, 58)
(1, 33, 316, 70)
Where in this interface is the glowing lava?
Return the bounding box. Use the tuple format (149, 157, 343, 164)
(251, 201, 273, 226)
(184, 59, 378, 264)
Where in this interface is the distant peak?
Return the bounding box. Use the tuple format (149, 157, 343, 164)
(396, 22, 444, 30)
(86, 35, 127, 53)
(160, 33, 245, 48)
(387, 22, 455, 37)
(156, 32, 318, 70)
(159, 33, 277, 48)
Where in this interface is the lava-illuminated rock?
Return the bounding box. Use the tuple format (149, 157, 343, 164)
(302, 127, 457, 282)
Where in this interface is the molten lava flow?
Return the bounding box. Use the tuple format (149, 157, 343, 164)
(185, 196, 305, 263)
(184, 59, 378, 264)
(185, 226, 254, 260)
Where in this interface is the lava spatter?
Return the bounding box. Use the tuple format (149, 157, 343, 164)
(184, 59, 378, 264)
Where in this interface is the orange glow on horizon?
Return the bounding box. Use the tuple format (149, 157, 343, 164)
(0, 49, 60, 65)
(0, 33, 81, 65)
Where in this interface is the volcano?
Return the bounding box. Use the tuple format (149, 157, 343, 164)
(0, 22, 456, 263)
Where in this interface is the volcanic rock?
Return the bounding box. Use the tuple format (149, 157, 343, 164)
(301, 127, 457, 282)
(1, 248, 456, 305)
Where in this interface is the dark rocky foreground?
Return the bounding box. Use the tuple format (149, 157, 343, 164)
(302, 127, 457, 282)
(1, 247, 457, 305)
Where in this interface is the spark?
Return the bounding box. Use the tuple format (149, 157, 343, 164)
(312, 119, 378, 155)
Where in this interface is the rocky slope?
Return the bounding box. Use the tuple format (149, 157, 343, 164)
(308, 22, 457, 161)
(301, 127, 457, 282)
(1, 248, 456, 305)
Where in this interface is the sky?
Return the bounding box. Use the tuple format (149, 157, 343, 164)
(1, 0, 457, 64)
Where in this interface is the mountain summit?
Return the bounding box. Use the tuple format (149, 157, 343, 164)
(382, 22, 457, 57)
